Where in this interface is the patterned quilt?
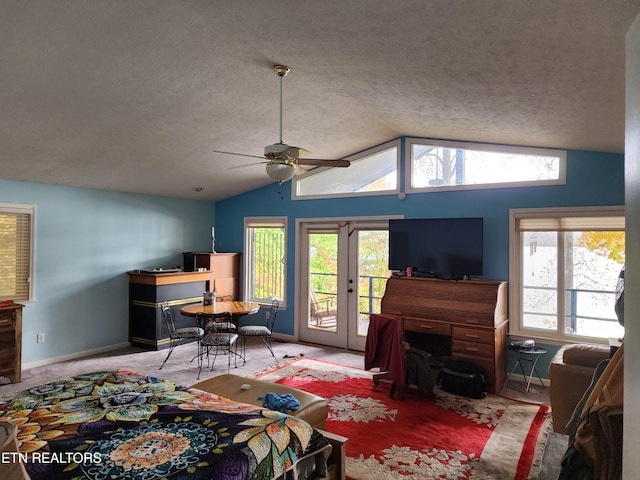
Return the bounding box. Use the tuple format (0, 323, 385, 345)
(0, 370, 330, 479)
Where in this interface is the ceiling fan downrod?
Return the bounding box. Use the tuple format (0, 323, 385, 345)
(274, 65, 290, 145)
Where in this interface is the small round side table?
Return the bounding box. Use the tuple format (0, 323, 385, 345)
(505, 344, 548, 393)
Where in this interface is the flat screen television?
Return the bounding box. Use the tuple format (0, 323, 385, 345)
(388, 217, 484, 278)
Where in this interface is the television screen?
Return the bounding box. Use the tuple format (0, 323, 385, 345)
(388, 218, 483, 278)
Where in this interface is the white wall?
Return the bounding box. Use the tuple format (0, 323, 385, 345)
(624, 12, 640, 477)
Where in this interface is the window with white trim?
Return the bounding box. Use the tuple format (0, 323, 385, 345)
(509, 207, 625, 343)
(293, 139, 400, 199)
(244, 217, 287, 306)
(407, 138, 566, 192)
(0, 204, 35, 302)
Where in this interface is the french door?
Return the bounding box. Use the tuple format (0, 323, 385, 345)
(297, 219, 391, 350)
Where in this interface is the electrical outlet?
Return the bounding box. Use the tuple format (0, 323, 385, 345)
(37, 332, 45, 343)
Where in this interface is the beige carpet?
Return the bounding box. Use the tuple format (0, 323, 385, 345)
(0, 339, 366, 395)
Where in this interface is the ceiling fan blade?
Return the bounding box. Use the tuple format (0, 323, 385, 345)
(228, 161, 267, 170)
(213, 150, 266, 160)
(296, 158, 351, 167)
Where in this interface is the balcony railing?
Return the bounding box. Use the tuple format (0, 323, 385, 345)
(523, 285, 620, 335)
(310, 272, 389, 319)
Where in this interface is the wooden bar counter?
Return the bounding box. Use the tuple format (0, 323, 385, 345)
(128, 270, 212, 350)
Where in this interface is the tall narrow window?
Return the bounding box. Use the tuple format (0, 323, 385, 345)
(0, 204, 34, 302)
(510, 207, 625, 343)
(244, 217, 287, 306)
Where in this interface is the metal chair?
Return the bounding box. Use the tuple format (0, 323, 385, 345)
(196, 311, 239, 379)
(159, 302, 204, 370)
(209, 295, 237, 332)
(238, 299, 279, 364)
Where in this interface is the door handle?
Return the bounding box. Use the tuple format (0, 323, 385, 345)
(348, 288, 354, 293)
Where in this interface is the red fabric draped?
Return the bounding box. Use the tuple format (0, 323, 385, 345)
(364, 313, 407, 389)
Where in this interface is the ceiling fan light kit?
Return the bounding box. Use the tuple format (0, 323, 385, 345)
(265, 162, 297, 184)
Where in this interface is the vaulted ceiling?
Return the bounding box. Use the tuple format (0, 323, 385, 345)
(2, 1, 639, 201)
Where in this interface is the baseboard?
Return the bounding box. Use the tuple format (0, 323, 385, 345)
(22, 342, 131, 370)
(272, 332, 296, 342)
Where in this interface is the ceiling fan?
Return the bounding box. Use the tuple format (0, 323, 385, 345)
(213, 65, 350, 184)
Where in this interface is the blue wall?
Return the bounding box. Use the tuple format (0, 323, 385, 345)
(216, 146, 625, 375)
(0, 179, 215, 364)
(0, 144, 625, 375)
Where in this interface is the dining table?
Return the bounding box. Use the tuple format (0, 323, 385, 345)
(180, 300, 260, 319)
(180, 301, 261, 366)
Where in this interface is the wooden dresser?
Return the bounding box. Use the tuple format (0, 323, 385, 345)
(0, 303, 23, 384)
(381, 276, 508, 393)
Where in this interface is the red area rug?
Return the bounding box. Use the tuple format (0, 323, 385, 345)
(258, 358, 550, 480)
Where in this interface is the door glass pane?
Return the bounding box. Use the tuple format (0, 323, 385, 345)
(522, 232, 558, 331)
(308, 233, 338, 332)
(356, 230, 391, 337)
(563, 231, 625, 339)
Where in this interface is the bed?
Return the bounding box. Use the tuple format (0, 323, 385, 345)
(0, 369, 331, 479)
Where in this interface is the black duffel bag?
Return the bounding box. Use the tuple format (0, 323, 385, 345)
(438, 358, 487, 399)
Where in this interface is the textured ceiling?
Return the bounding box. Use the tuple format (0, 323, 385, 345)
(1, 1, 639, 201)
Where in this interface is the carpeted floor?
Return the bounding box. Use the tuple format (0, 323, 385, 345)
(0, 339, 366, 395)
(260, 357, 551, 480)
(0, 339, 565, 478)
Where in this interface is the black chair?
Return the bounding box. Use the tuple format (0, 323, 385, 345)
(159, 302, 204, 370)
(238, 299, 279, 364)
(196, 311, 239, 379)
(208, 295, 237, 332)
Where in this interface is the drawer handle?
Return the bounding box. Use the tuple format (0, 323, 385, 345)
(465, 347, 480, 352)
(464, 334, 480, 339)
(418, 324, 433, 329)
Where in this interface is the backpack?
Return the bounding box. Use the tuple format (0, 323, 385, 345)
(438, 358, 487, 399)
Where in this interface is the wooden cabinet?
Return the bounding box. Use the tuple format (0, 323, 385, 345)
(183, 252, 241, 299)
(128, 253, 241, 351)
(381, 276, 508, 393)
(128, 271, 212, 350)
(0, 304, 23, 384)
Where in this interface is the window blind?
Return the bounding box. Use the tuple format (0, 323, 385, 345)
(0, 210, 32, 301)
(516, 215, 625, 232)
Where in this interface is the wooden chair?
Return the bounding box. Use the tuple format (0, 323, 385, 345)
(159, 302, 204, 370)
(309, 289, 337, 328)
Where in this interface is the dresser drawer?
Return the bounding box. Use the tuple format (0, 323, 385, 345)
(0, 304, 23, 384)
(403, 318, 451, 336)
(0, 319, 15, 330)
(0, 309, 16, 323)
(452, 326, 494, 345)
(453, 339, 494, 358)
